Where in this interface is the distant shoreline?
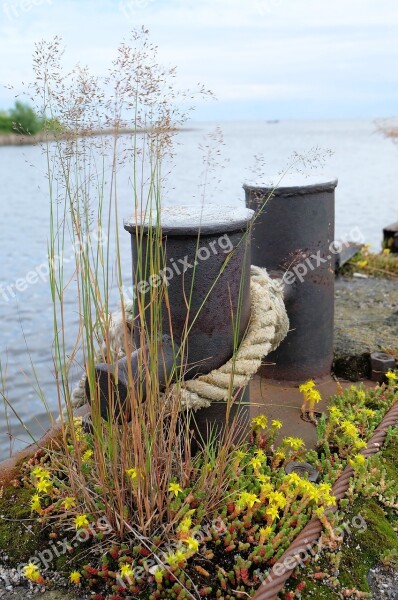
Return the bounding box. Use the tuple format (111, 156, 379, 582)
(0, 127, 194, 147)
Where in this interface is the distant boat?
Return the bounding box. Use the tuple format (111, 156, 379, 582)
(266, 120, 280, 124)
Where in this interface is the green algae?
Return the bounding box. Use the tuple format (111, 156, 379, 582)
(0, 485, 47, 564)
(284, 440, 398, 599)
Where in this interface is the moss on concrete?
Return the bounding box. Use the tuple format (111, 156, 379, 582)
(0, 485, 47, 564)
(284, 441, 398, 599)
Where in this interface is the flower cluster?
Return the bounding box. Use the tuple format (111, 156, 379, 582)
(299, 379, 322, 424)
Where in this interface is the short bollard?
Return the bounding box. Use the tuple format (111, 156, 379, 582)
(383, 222, 398, 253)
(244, 175, 337, 381)
(370, 351, 396, 383)
(123, 204, 255, 444)
(86, 335, 178, 421)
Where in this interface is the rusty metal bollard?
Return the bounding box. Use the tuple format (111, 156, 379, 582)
(122, 204, 254, 444)
(244, 176, 337, 381)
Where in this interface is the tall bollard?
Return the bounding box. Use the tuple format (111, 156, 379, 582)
(244, 176, 337, 381)
(124, 204, 254, 444)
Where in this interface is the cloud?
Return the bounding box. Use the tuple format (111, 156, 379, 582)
(0, 0, 397, 118)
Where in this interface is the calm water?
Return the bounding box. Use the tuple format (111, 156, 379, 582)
(0, 119, 397, 459)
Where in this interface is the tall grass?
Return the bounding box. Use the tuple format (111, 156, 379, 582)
(24, 28, 251, 552)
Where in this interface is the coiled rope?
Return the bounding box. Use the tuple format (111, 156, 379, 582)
(64, 266, 289, 415)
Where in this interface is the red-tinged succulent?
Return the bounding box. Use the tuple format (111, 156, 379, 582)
(199, 587, 212, 596)
(227, 502, 235, 514)
(296, 581, 306, 591)
(83, 565, 98, 576)
(109, 546, 120, 560)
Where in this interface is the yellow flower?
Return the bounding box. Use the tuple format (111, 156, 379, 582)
(299, 380, 316, 394)
(36, 479, 52, 494)
(63, 496, 76, 510)
(268, 491, 287, 509)
(257, 473, 271, 484)
(354, 439, 367, 450)
(168, 482, 183, 497)
(82, 449, 93, 462)
(362, 408, 375, 418)
(259, 526, 273, 543)
(272, 419, 283, 430)
(126, 467, 138, 480)
(260, 482, 274, 499)
(73, 417, 85, 442)
(166, 549, 187, 566)
(283, 437, 305, 451)
(349, 454, 366, 469)
(284, 473, 302, 486)
(178, 516, 192, 533)
(356, 260, 368, 268)
(74, 514, 89, 529)
(69, 571, 81, 585)
(237, 492, 260, 509)
(301, 482, 320, 502)
(308, 389, 321, 407)
(251, 414, 268, 431)
(235, 449, 247, 462)
(120, 563, 135, 579)
(266, 504, 279, 521)
(341, 420, 358, 438)
(185, 537, 200, 552)
(30, 494, 41, 513)
(274, 450, 286, 460)
(386, 370, 398, 383)
(330, 406, 343, 421)
(32, 467, 50, 480)
(317, 483, 336, 506)
(23, 563, 40, 581)
(250, 456, 263, 471)
(383, 248, 391, 255)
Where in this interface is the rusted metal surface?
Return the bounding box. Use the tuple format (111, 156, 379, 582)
(252, 399, 398, 600)
(370, 351, 396, 383)
(86, 335, 179, 421)
(244, 176, 337, 381)
(124, 206, 254, 378)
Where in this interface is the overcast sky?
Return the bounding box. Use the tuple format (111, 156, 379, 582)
(1, 0, 398, 120)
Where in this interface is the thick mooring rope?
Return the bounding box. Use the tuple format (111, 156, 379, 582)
(65, 266, 289, 415)
(178, 266, 289, 410)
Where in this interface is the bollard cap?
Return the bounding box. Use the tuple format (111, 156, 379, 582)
(124, 204, 254, 236)
(243, 174, 338, 196)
